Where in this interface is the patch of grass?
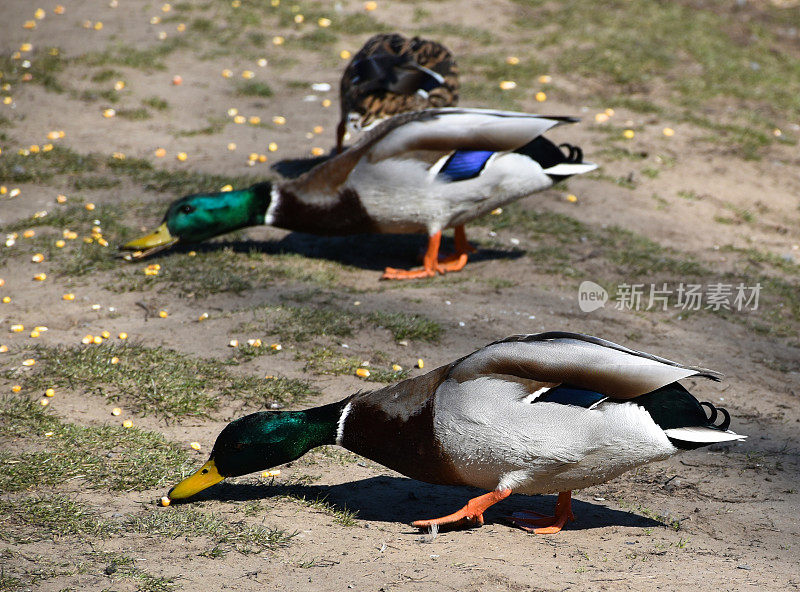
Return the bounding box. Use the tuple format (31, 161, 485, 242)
(143, 96, 170, 111)
(174, 116, 227, 137)
(235, 80, 273, 98)
(129, 506, 295, 553)
(0, 396, 190, 491)
(0, 49, 66, 92)
(0, 495, 116, 543)
(368, 311, 442, 342)
(295, 29, 338, 50)
(302, 347, 408, 383)
(330, 12, 390, 34)
(0, 145, 102, 183)
(79, 39, 186, 71)
(282, 494, 358, 527)
(91, 68, 123, 82)
(115, 107, 152, 120)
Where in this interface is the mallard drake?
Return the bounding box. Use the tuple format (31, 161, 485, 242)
(337, 33, 458, 152)
(168, 331, 744, 534)
(121, 108, 596, 280)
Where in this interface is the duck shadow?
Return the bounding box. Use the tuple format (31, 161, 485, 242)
(163, 233, 524, 273)
(183, 476, 660, 533)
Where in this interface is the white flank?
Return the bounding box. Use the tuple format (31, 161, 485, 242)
(335, 401, 352, 446)
(663, 426, 746, 443)
(263, 185, 281, 226)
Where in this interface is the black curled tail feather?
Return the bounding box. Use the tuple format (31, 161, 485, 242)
(699, 401, 731, 431)
(558, 143, 583, 164)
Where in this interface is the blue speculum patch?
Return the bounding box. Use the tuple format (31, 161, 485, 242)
(537, 386, 606, 408)
(438, 150, 494, 182)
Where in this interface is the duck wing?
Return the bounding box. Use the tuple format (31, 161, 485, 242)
(449, 331, 720, 400)
(285, 108, 578, 197)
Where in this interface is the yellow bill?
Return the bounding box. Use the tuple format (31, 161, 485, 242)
(168, 459, 224, 501)
(119, 222, 178, 259)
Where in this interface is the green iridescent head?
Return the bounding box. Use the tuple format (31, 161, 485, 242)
(120, 182, 272, 258)
(167, 402, 345, 501)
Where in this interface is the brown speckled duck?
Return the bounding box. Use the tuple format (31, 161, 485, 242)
(337, 33, 458, 152)
(167, 332, 744, 535)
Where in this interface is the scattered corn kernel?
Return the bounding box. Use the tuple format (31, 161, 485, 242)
(198, 312, 209, 321)
(188, 251, 196, 257)
(40, 398, 49, 406)
(111, 357, 119, 364)
(176, 152, 188, 161)
(34, 326, 48, 333)
(55, 239, 66, 248)
(81, 335, 93, 344)
(11, 324, 24, 332)
(222, 69, 233, 78)
(392, 364, 403, 371)
(12, 385, 22, 393)
(114, 80, 125, 90)
(623, 129, 635, 139)
(257, 58, 267, 67)
(158, 310, 168, 318)
(118, 332, 128, 340)
(566, 194, 578, 203)
(229, 339, 239, 347)
(257, 154, 267, 163)
(499, 80, 517, 90)
(242, 70, 255, 79)
(23, 230, 35, 238)
(339, 49, 351, 59)
(0, 345, 8, 353)
(273, 36, 285, 45)
(271, 343, 282, 351)
(85, 203, 95, 211)
(62, 293, 75, 301)
(490, 207, 503, 215)
(364, 1, 378, 10)
(535, 91, 547, 102)
(248, 115, 261, 124)
(594, 112, 609, 123)
(103, 108, 116, 118)
(247, 338, 262, 347)
(122, 419, 133, 428)
(356, 368, 370, 378)
(662, 127, 675, 137)
(55, 5, 65, 14)
(45, 388, 55, 397)
(20, 43, 33, 52)
(160, 496, 171, 506)
(234, 115, 246, 124)
(318, 17, 331, 27)
(190, 441, 202, 450)
(94, 21, 103, 30)
(42, 143, 54, 152)
(30, 330, 40, 338)
(311, 147, 325, 156)
(93, 335, 103, 344)
(22, 358, 36, 366)
(31, 253, 44, 263)
(227, 142, 237, 151)
(416, 358, 424, 369)
(322, 99, 331, 108)
(262, 469, 281, 477)
(34, 273, 47, 281)
(268, 142, 278, 152)
(111, 407, 122, 415)
(24, 20, 37, 29)
(176, 22, 186, 32)
(506, 56, 520, 65)
(273, 116, 286, 125)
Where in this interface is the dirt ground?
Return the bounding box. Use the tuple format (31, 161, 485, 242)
(1, 1, 799, 591)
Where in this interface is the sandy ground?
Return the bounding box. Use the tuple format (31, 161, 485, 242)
(1, 1, 799, 591)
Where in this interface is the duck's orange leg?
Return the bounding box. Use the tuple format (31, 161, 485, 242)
(412, 489, 512, 530)
(438, 225, 477, 272)
(506, 491, 575, 534)
(382, 232, 443, 280)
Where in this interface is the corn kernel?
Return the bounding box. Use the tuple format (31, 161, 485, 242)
(221, 184, 233, 192)
(81, 335, 93, 344)
(158, 310, 168, 318)
(122, 419, 133, 428)
(118, 332, 128, 339)
(85, 203, 95, 211)
(227, 142, 237, 151)
(339, 49, 351, 60)
(234, 115, 246, 124)
(229, 339, 239, 347)
(154, 147, 166, 158)
(111, 357, 119, 364)
(30, 330, 40, 338)
(190, 441, 202, 450)
(22, 358, 36, 366)
(0, 345, 8, 353)
(12, 385, 22, 392)
(322, 99, 331, 108)
(416, 358, 424, 369)
(40, 398, 49, 406)
(45, 388, 55, 397)
(23, 230, 35, 238)
(311, 147, 324, 156)
(11, 325, 24, 332)
(272, 36, 285, 45)
(663, 127, 675, 137)
(32, 253, 44, 263)
(499, 80, 517, 90)
(34, 273, 47, 281)
(176, 152, 188, 161)
(271, 343, 282, 351)
(535, 91, 547, 102)
(63, 293, 75, 301)
(566, 194, 578, 203)
(356, 368, 370, 378)
(54, 5, 65, 14)
(318, 17, 331, 27)
(55, 240, 65, 248)
(392, 364, 402, 371)
(94, 21, 103, 30)
(242, 70, 255, 79)
(364, 1, 377, 10)
(111, 407, 121, 415)
(34, 8, 46, 19)
(103, 108, 115, 118)
(198, 312, 209, 321)
(262, 469, 281, 477)
(248, 115, 261, 124)
(160, 496, 171, 506)
(506, 56, 520, 65)
(268, 142, 278, 152)
(93, 335, 103, 344)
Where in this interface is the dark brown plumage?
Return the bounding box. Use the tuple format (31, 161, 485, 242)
(336, 33, 459, 152)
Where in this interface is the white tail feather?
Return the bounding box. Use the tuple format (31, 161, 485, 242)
(663, 426, 746, 443)
(543, 162, 598, 176)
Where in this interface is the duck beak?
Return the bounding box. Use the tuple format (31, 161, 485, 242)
(118, 222, 178, 259)
(167, 459, 224, 501)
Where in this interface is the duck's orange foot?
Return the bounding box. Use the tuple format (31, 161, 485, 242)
(412, 489, 511, 531)
(505, 491, 575, 534)
(436, 252, 469, 272)
(381, 266, 438, 280)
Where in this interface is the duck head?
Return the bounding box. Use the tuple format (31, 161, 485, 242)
(168, 402, 343, 501)
(120, 181, 272, 258)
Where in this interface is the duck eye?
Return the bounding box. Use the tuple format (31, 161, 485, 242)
(180, 204, 195, 214)
(201, 468, 209, 474)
